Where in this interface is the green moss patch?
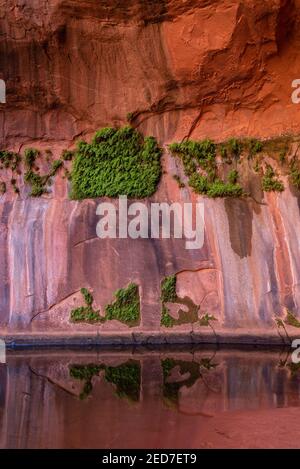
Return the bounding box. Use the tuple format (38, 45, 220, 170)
(169, 136, 298, 197)
(105, 283, 140, 327)
(0, 146, 67, 197)
(160, 275, 199, 328)
(23, 147, 64, 197)
(284, 310, 300, 328)
(0, 181, 6, 195)
(62, 149, 74, 161)
(290, 161, 300, 189)
(70, 126, 162, 199)
(70, 284, 140, 327)
(0, 150, 21, 171)
(161, 275, 177, 303)
(70, 288, 104, 324)
(169, 139, 244, 198)
(262, 165, 284, 192)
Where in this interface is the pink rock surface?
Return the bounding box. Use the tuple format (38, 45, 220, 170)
(0, 0, 300, 341)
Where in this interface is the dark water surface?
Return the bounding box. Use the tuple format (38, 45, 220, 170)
(1, 346, 300, 449)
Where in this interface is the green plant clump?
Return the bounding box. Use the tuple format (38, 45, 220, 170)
(70, 288, 103, 323)
(227, 138, 243, 159)
(62, 150, 74, 161)
(24, 170, 48, 197)
(248, 138, 263, 157)
(161, 275, 177, 303)
(70, 126, 162, 199)
(105, 283, 140, 326)
(228, 169, 239, 184)
(0, 150, 21, 171)
(51, 159, 63, 175)
(161, 304, 176, 328)
(170, 139, 244, 198)
(169, 139, 216, 176)
(290, 161, 300, 189)
(0, 181, 6, 195)
(284, 310, 300, 328)
(189, 173, 244, 198)
(262, 165, 284, 192)
(199, 313, 218, 326)
(206, 179, 244, 198)
(24, 148, 39, 169)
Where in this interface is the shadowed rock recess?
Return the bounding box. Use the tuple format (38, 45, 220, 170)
(1, 0, 300, 344)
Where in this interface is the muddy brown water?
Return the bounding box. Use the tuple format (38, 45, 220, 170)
(0, 346, 300, 449)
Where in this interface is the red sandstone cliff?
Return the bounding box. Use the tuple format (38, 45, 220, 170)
(1, 0, 300, 344)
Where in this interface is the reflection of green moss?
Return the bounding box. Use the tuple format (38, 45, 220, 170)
(105, 283, 140, 327)
(162, 357, 217, 406)
(104, 360, 141, 402)
(69, 360, 141, 402)
(287, 362, 300, 376)
(284, 310, 300, 328)
(70, 364, 103, 400)
(70, 126, 162, 199)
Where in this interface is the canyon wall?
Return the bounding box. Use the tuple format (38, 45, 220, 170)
(1, 0, 300, 344)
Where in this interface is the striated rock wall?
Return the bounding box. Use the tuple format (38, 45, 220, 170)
(1, 0, 300, 343)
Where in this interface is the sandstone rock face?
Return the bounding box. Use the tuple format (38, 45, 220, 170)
(0, 0, 300, 342)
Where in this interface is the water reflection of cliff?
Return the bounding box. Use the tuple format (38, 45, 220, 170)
(1, 347, 300, 448)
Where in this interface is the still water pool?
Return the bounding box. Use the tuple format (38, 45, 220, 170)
(1, 346, 300, 448)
